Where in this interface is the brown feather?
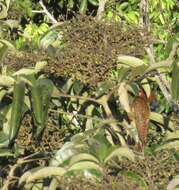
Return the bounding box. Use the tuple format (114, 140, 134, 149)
(131, 96, 150, 146)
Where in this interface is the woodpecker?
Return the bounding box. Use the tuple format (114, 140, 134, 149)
(131, 90, 150, 151)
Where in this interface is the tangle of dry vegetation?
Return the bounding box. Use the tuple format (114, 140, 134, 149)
(115, 150, 179, 190)
(47, 16, 150, 85)
(4, 16, 150, 86)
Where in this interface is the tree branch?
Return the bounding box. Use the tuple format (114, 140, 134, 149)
(146, 43, 178, 104)
(96, 0, 107, 20)
(139, 0, 150, 31)
(39, 0, 57, 24)
(54, 92, 101, 105)
(49, 108, 120, 125)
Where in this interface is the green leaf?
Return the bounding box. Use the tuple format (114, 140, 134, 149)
(30, 78, 54, 137)
(0, 132, 9, 148)
(13, 68, 36, 76)
(121, 171, 148, 189)
(69, 153, 99, 166)
(141, 78, 151, 98)
(89, 131, 112, 162)
(35, 61, 47, 72)
(171, 61, 179, 102)
(19, 167, 66, 185)
(117, 55, 145, 67)
(39, 29, 59, 49)
(0, 19, 19, 29)
(67, 0, 74, 9)
(48, 178, 59, 190)
(0, 42, 8, 62)
(29, 76, 42, 130)
(156, 140, 179, 151)
(9, 81, 25, 141)
(0, 39, 15, 49)
(72, 80, 84, 94)
(0, 148, 14, 157)
(68, 161, 103, 172)
(118, 2, 129, 10)
(159, 14, 165, 25)
(104, 147, 135, 163)
(125, 11, 139, 24)
(50, 141, 85, 166)
(38, 23, 49, 35)
(150, 112, 174, 129)
(164, 33, 179, 58)
(166, 130, 179, 141)
(0, 75, 15, 87)
(79, 0, 88, 14)
(88, 0, 98, 6)
(131, 65, 148, 79)
(65, 168, 102, 179)
(0, 2, 8, 19)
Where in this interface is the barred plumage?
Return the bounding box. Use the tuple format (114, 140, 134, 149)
(132, 96, 150, 149)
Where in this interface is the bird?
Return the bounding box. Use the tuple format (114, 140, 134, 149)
(131, 89, 150, 152)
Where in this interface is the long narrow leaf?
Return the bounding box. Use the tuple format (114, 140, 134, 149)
(104, 147, 135, 163)
(0, 132, 9, 148)
(171, 61, 179, 101)
(19, 167, 66, 185)
(31, 81, 43, 127)
(68, 161, 103, 172)
(69, 153, 100, 166)
(79, 0, 88, 14)
(156, 140, 179, 151)
(117, 55, 145, 67)
(32, 78, 53, 137)
(9, 81, 25, 141)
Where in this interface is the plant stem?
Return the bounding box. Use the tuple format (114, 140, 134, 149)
(39, 0, 57, 24)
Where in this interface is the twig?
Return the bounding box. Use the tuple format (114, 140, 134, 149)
(139, 0, 150, 31)
(32, 10, 45, 14)
(39, 0, 57, 24)
(147, 42, 178, 68)
(52, 90, 124, 137)
(146, 46, 174, 103)
(96, 0, 107, 20)
(139, 0, 175, 103)
(166, 42, 179, 61)
(49, 103, 125, 144)
(49, 108, 120, 125)
(55, 92, 101, 105)
(2, 153, 49, 190)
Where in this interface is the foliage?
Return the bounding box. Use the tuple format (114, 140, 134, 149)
(19, 129, 134, 188)
(106, 0, 140, 24)
(16, 22, 49, 49)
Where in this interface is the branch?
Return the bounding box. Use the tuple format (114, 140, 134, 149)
(39, 0, 57, 24)
(2, 153, 49, 190)
(143, 43, 178, 75)
(146, 43, 179, 69)
(49, 108, 120, 125)
(96, 0, 107, 20)
(166, 42, 179, 62)
(146, 46, 174, 103)
(51, 93, 126, 143)
(54, 92, 101, 105)
(32, 10, 45, 14)
(139, 0, 150, 31)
